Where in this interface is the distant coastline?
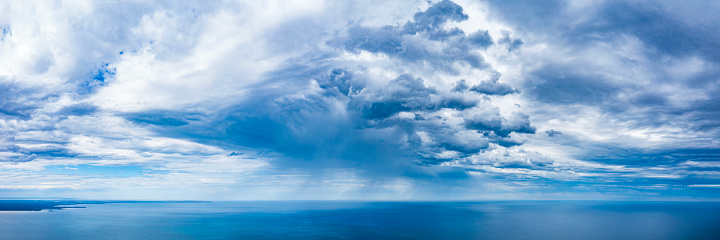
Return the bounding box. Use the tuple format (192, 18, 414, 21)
(0, 200, 208, 211)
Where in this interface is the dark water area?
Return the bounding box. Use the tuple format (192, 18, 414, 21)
(0, 201, 718, 239)
(0, 200, 89, 211)
(0, 200, 205, 211)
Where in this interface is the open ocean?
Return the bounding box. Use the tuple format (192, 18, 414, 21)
(1, 201, 719, 239)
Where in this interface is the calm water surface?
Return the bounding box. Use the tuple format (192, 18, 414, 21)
(0, 201, 719, 239)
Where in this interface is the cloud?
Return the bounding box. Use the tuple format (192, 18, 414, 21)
(0, 82, 39, 119)
(57, 103, 98, 117)
(497, 30, 522, 52)
(545, 129, 563, 137)
(402, 0, 469, 40)
(107, 1, 534, 176)
(338, 0, 494, 74)
(1, 0, 719, 200)
(467, 72, 519, 95)
(481, 0, 720, 152)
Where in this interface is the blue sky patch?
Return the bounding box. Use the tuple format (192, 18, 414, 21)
(43, 165, 149, 178)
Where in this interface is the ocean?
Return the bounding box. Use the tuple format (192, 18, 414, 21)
(0, 201, 719, 239)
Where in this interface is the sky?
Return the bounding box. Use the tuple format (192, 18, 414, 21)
(0, 0, 719, 201)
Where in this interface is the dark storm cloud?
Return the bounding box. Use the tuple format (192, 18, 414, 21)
(349, 74, 477, 121)
(127, 64, 530, 176)
(452, 79, 470, 92)
(402, 0, 468, 40)
(464, 111, 535, 138)
(116, 1, 533, 175)
(353, 74, 439, 120)
(339, 0, 494, 73)
(467, 72, 519, 96)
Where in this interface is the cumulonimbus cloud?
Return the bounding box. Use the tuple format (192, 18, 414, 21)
(121, 0, 534, 176)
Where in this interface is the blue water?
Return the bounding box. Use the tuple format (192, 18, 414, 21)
(1, 201, 719, 239)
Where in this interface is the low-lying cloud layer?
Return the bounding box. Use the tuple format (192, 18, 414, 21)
(0, 0, 718, 200)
